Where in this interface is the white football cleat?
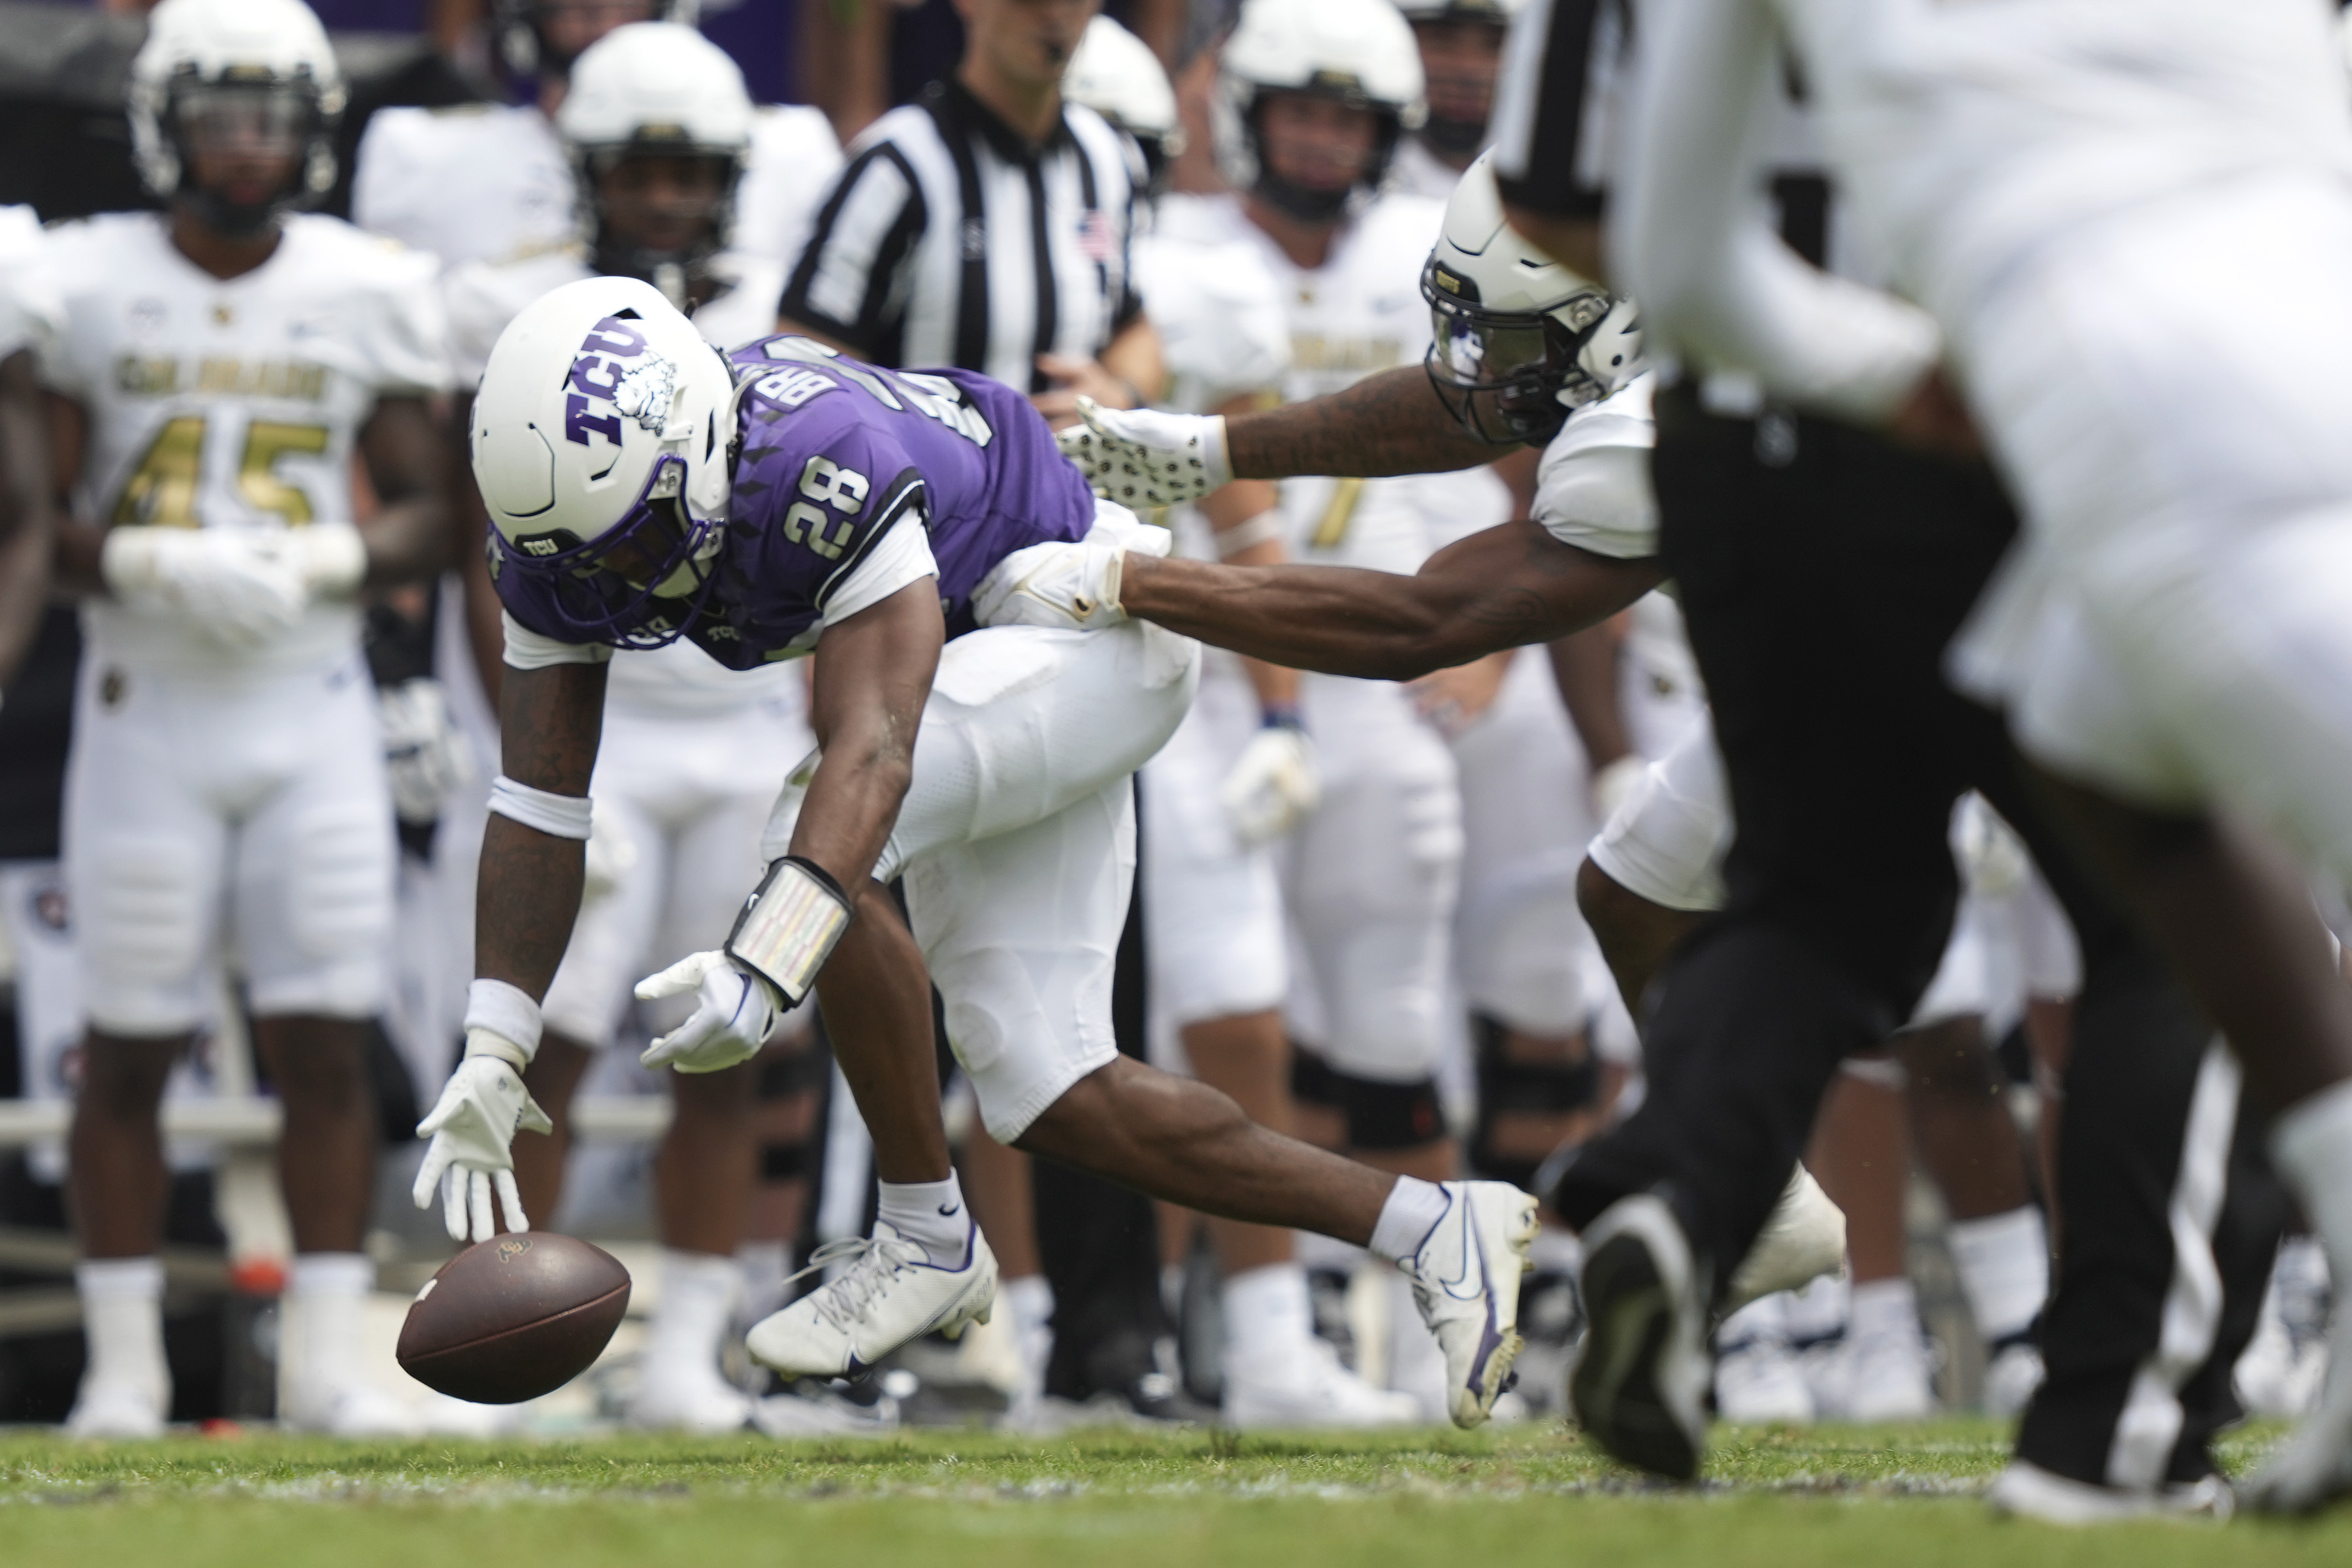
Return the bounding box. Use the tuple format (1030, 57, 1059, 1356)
(2244, 1353, 2352, 1514)
(65, 1380, 167, 1439)
(1816, 1325, 1936, 1424)
(751, 1386, 901, 1438)
(745, 1222, 998, 1380)
(1722, 1167, 1846, 1314)
(1394, 1180, 1539, 1429)
(1222, 1337, 1423, 1431)
(1569, 1193, 1713, 1480)
(1982, 1341, 2046, 1419)
(1986, 1460, 2232, 1523)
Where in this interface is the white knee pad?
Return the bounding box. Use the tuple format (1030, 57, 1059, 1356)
(248, 807, 395, 1019)
(1586, 719, 1730, 914)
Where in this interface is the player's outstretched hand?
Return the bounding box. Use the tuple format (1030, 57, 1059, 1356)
(636, 951, 781, 1074)
(1056, 397, 1230, 508)
(101, 527, 308, 648)
(413, 1056, 551, 1243)
(1221, 721, 1320, 845)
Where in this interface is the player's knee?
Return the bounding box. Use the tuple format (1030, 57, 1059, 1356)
(289, 808, 395, 958)
(1330, 1068, 1446, 1152)
(1577, 855, 1648, 949)
(1897, 1017, 2002, 1103)
(76, 1034, 183, 1116)
(82, 839, 207, 1032)
(1469, 1013, 1599, 1188)
(670, 1060, 756, 1126)
(260, 1020, 372, 1113)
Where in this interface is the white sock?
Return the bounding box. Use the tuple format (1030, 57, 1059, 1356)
(736, 1241, 791, 1328)
(1220, 1262, 1315, 1365)
(646, 1249, 740, 1381)
(76, 1256, 167, 1401)
(1848, 1276, 1919, 1345)
(283, 1252, 373, 1405)
(2272, 1079, 2352, 1300)
(1003, 1273, 1054, 1400)
(1946, 1205, 2050, 1343)
(875, 1173, 972, 1266)
(1367, 1177, 1452, 1264)
(1784, 1271, 1852, 1343)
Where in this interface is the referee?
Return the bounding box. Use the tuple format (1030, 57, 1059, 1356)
(777, 0, 1161, 423)
(1490, 0, 2290, 1511)
(777, 0, 1181, 1422)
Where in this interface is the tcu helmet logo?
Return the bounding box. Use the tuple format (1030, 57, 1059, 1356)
(564, 316, 678, 449)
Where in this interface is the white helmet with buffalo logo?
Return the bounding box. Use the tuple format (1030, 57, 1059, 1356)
(470, 274, 740, 645)
(1421, 151, 1641, 444)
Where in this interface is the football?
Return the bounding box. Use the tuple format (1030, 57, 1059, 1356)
(396, 1233, 632, 1405)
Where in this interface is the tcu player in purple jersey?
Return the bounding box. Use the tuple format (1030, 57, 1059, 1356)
(411, 274, 1540, 1426)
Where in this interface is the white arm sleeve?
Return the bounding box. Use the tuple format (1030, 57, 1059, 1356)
(1611, 0, 1940, 425)
(821, 508, 940, 626)
(501, 611, 611, 670)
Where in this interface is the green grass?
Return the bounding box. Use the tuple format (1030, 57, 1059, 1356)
(0, 1421, 2337, 1567)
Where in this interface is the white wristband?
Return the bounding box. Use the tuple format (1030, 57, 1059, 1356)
(489, 774, 594, 840)
(463, 977, 542, 1067)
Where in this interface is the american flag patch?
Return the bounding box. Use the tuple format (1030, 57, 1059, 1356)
(1077, 210, 1117, 263)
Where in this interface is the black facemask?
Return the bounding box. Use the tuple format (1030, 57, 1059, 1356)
(1420, 112, 1487, 162)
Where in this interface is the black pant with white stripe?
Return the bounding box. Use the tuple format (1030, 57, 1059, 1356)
(1549, 388, 2283, 1486)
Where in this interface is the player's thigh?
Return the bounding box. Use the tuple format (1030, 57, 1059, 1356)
(63, 666, 229, 1035)
(902, 777, 1132, 1144)
(1287, 719, 1462, 1081)
(1141, 676, 1286, 1036)
(877, 622, 1199, 878)
(541, 794, 668, 1049)
(231, 671, 397, 1021)
(1587, 715, 1731, 915)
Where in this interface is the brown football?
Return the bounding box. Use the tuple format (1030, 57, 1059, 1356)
(396, 1233, 631, 1404)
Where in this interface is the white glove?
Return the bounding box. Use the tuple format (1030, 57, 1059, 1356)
(412, 1051, 553, 1243)
(1221, 721, 1320, 845)
(376, 678, 475, 826)
(636, 950, 783, 1073)
(248, 521, 367, 598)
(101, 527, 307, 649)
(1056, 397, 1230, 508)
(972, 537, 1130, 630)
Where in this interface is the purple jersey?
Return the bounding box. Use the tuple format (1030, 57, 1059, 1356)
(495, 336, 1097, 666)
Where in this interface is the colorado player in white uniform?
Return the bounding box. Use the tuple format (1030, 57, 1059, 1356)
(1159, 14, 1503, 1399)
(1615, 0, 2352, 1511)
(42, 0, 452, 1438)
(436, 22, 832, 1437)
(353, 1, 843, 273)
(1062, 15, 1415, 1430)
(0, 204, 59, 690)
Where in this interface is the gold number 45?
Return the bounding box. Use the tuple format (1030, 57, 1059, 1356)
(112, 416, 331, 527)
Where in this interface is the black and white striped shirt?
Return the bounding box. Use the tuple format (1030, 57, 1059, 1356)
(779, 78, 1145, 394)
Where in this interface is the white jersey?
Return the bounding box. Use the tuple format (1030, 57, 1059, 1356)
(0, 205, 59, 363)
(442, 246, 798, 715)
(1160, 192, 1502, 575)
(734, 105, 847, 269)
(46, 212, 446, 674)
(353, 103, 574, 269)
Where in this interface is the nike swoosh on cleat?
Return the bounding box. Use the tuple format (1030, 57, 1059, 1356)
(1437, 1200, 1486, 1301)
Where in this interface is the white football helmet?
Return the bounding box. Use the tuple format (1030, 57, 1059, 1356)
(1064, 16, 1183, 152)
(1217, 0, 1426, 218)
(472, 275, 742, 647)
(127, 0, 345, 236)
(1420, 151, 1641, 443)
(559, 22, 755, 300)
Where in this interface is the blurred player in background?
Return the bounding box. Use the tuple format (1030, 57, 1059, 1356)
(42, 0, 452, 1437)
(0, 205, 58, 693)
(1386, 0, 1520, 199)
(1064, 15, 1415, 1429)
(435, 22, 849, 1437)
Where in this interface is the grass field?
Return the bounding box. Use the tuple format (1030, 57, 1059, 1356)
(0, 1420, 2344, 1567)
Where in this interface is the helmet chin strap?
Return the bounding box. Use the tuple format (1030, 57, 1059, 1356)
(179, 186, 284, 242)
(1254, 170, 1354, 225)
(1419, 114, 1487, 162)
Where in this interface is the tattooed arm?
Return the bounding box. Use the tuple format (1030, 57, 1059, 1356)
(1223, 365, 1513, 481)
(475, 659, 607, 1000)
(1121, 519, 1663, 681)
